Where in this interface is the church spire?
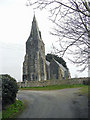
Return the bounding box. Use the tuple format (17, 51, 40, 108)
(30, 14, 42, 40)
(33, 13, 37, 23)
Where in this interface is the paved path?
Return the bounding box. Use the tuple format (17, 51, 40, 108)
(17, 88, 88, 118)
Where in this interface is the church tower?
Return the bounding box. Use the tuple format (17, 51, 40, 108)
(23, 15, 47, 81)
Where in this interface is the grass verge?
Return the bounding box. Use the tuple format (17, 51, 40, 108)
(19, 84, 87, 90)
(78, 85, 88, 97)
(2, 100, 24, 119)
(0, 112, 2, 119)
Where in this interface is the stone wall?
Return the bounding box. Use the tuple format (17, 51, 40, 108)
(18, 77, 89, 88)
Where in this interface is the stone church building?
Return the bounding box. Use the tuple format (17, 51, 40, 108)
(23, 15, 70, 82)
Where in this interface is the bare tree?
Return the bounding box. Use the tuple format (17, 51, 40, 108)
(27, 0, 90, 73)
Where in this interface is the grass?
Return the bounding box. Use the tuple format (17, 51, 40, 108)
(0, 112, 2, 119)
(78, 85, 89, 97)
(2, 100, 24, 119)
(19, 84, 87, 90)
(80, 86, 88, 94)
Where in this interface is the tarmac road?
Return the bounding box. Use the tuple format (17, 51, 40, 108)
(17, 88, 88, 118)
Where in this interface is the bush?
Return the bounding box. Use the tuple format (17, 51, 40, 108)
(1, 74, 18, 109)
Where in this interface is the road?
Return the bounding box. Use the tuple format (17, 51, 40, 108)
(17, 88, 88, 118)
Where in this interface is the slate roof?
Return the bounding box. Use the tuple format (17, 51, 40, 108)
(53, 59, 67, 72)
(46, 60, 50, 66)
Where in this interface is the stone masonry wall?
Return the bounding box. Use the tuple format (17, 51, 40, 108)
(18, 77, 88, 88)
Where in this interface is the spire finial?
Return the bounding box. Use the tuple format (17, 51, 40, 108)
(33, 9, 36, 21)
(33, 11, 37, 23)
(34, 10, 35, 15)
(33, 9, 35, 16)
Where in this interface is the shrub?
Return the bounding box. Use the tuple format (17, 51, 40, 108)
(1, 74, 18, 109)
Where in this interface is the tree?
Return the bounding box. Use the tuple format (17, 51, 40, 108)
(1, 74, 18, 109)
(27, 0, 90, 73)
(46, 53, 68, 69)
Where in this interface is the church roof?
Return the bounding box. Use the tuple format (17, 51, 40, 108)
(46, 60, 50, 65)
(53, 58, 67, 72)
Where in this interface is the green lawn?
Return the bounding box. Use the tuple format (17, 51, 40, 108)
(19, 84, 87, 90)
(2, 100, 24, 119)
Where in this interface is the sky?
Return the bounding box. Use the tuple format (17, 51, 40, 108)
(0, 0, 88, 82)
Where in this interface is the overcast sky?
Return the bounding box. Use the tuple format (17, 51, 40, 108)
(0, 0, 88, 82)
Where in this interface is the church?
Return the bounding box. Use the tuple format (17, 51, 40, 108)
(23, 15, 70, 82)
